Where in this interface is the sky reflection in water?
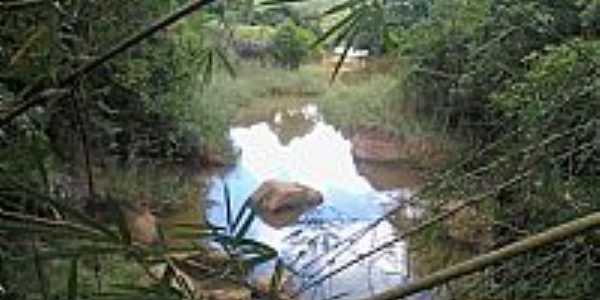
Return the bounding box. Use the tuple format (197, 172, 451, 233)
(207, 104, 424, 300)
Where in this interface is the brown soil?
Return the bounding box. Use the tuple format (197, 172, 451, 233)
(349, 126, 448, 167)
(355, 160, 426, 190)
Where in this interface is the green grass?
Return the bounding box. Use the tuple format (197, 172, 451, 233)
(184, 59, 458, 167)
(174, 54, 463, 171)
(96, 165, 200, 215)
(319, 73, 404, 132)
(317, 66, 446, 140)
(234, 25, 276, 42)
(51, 255, 148, 298)
(184, 62, 328, 147)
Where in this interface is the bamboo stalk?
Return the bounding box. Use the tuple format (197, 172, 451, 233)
(359, 212, 600, 300)
(0, 0, 45, 11)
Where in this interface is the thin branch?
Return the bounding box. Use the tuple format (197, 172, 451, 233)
(294, 170, 531, 297)
(298, 115, 596, 281)
(359, 212, 600, 300)
(0, 209, 106, 238)
(0, 0, 46, 11)
(0, 0, 218, 128)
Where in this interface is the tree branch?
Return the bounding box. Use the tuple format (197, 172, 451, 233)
(0, 0, 46, 11)
(360, 212, 600, 300)
(0, 0, 217, 128)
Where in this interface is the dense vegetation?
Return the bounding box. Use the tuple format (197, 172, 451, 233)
(0, 1, 258, 299)
(2, 0, 600, 299)
(386, 0, 600, 298)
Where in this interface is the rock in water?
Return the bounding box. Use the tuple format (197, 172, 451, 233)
(250, 180, 323, 228)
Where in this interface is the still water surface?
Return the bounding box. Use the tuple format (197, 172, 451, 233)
(206, 104, 428, 300)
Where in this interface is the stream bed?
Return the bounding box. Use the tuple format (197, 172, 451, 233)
(205, 104, 429, 300)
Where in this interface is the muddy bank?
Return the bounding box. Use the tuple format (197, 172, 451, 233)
(354, 160, 425, 191)
(347, 126, 449, 167)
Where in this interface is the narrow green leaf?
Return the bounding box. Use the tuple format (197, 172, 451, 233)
(203, 50, 214, 86)
(323, 0, 363, 16)
(224, 182, 233, 234)
(234, 210, 256, 242)
(232, 197, 252, 233)
(215, 47, 237, 78)
(169, 222, 207, 229)
(12, 184, 118, 240)
(330, 28, 358, 84)
(311, 7, 361, 49)
(327, 4, 368, 83)
(163, 256, 196, 300)
(269, 259, 285, 297)
(260, 0, 307, 6)
(0, 222, 112, 242)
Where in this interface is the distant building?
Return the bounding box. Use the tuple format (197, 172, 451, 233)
(333, 46, 369, 59)
(323, 46, 370, 71)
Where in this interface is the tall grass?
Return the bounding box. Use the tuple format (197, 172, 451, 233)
(96, 166, 201, 215)
(184, 58, 459, 168)
(318, 74, 404, 133)
(318, 62, 458, 157)
(184, 62, 328, 146)
(0, 173, 278, 299)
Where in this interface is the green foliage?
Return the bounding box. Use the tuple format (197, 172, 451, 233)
(289, 0, 600, 297)
(492, 39, 600, 174)
(0, 1, 235, 167)
(0, 177, 276, 300)
(578, 0, 600, 33)
(234, 25, 277, 43)
(0, 2, 265, 299)
(99, 166, 198, 212)
(493, 39, 600, 116)
(271, 21, 317, 69)
(382, 0, 600, 298)
(318, 74, 405, 133)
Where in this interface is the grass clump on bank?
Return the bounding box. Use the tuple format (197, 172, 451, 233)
(315, 59, 460, 168)
(188, 62, 328, 129)
(192, 58, 462, 169)
(95, 165, 202, 215)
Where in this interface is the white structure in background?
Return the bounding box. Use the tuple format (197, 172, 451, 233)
(333, 46, 370, 58)
(324, 46, 370, 71)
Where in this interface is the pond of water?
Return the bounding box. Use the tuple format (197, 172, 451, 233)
(205, 104, 429, 300)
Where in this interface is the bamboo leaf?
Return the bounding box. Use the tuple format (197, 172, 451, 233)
(327, 3, 368, 83)
(234, 210, 255, 241)
(224, 181, 233, 234)
(323, 0, 363, 16)
(260, 0, 307, 6)
(11, 183, 118, 240)
(215, 47, 237, 78)
(311, 7, 361, 48)
(202, 50, 214, 86)
(163, 256, 196, 300)
(168, 222, 207, 229)
(330, 28, 358, 84)
(232, 197, 252, 233)
(269, 259, 285, 297)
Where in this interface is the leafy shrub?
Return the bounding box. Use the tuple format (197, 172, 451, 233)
(271, 21, 317, 69)
(234, 25, 277, 43)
